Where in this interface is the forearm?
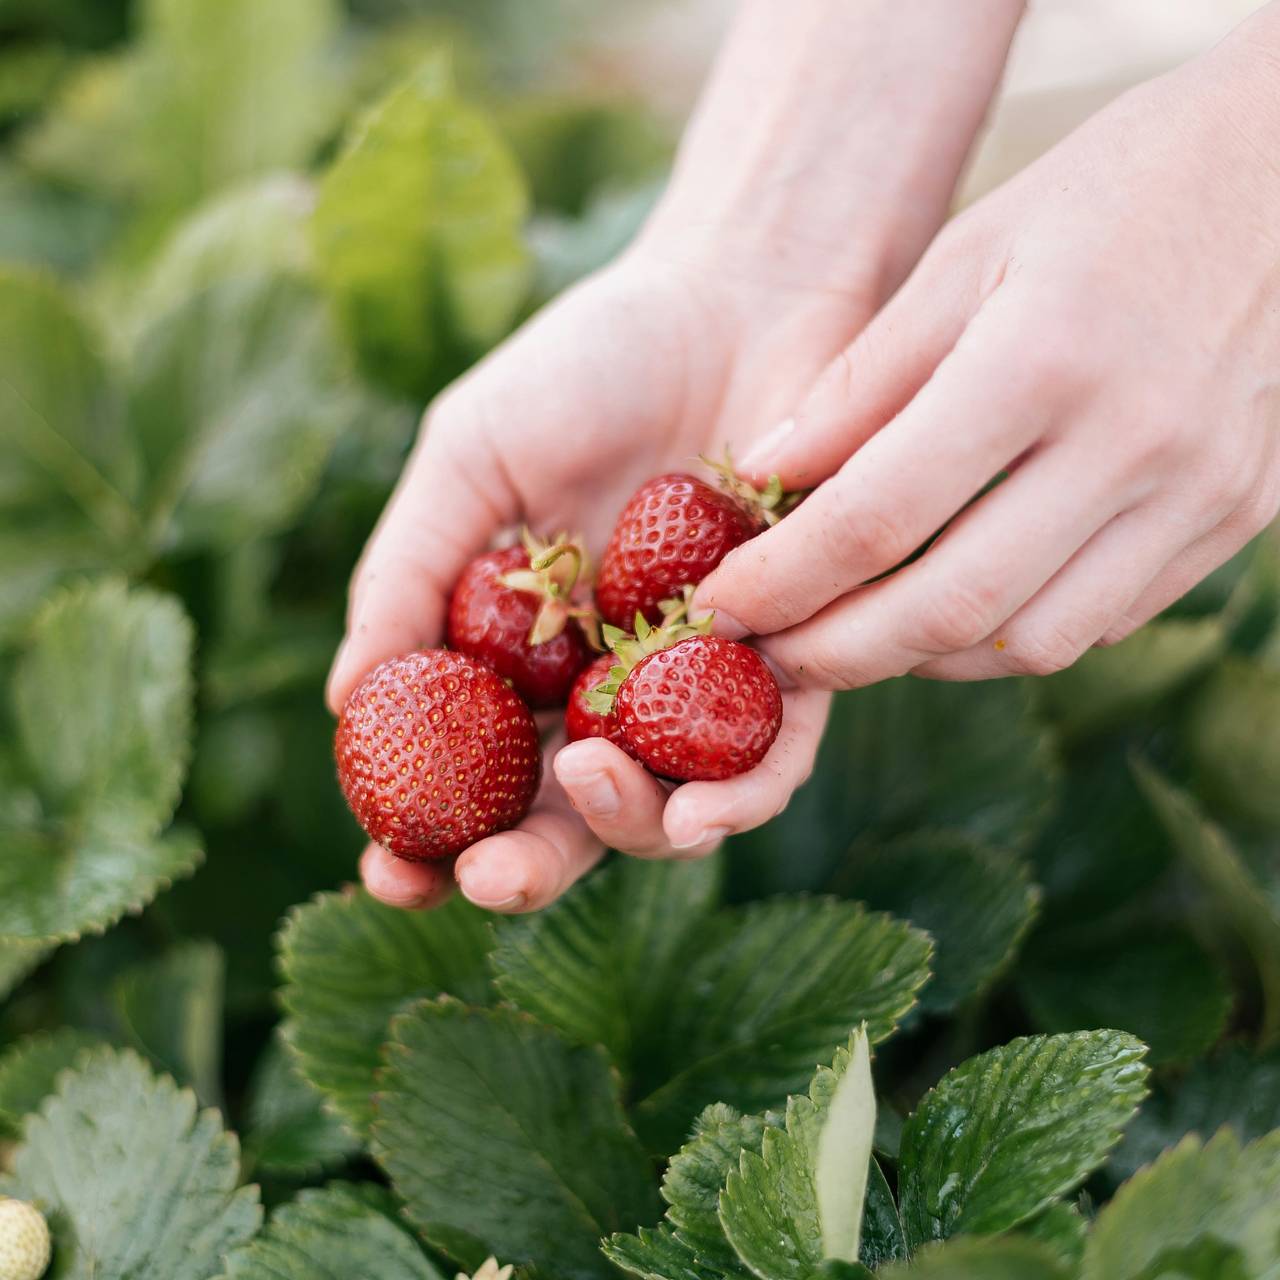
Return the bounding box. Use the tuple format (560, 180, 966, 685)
(640, 0, 1027, 294)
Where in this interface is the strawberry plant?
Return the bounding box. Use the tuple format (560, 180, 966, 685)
(3, 1, 1280, 1278)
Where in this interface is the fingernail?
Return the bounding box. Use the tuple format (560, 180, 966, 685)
(710, 612, 748, 641)
(739, 418, 794, 473)
(458, 863, 528, 911)
(558, 768, 621, 818)
(671, 825, 732, 851)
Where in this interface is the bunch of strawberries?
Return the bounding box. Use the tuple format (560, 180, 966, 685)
(334, 457, 792, 862)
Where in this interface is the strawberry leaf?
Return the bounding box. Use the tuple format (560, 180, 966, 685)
(898, 1030, 1148, 1247)
(277, 889, 493, 1135)
(312, 61, 530, 400)
(877, 1237, 1071, 1280)
(0, 938, 52, 1001)
(0, 1027, 104, 1138)
(0, 1047, 261, 1278)
(837, 830, 1039, 1013)
(372, 998, 660, 1280)
(218, 1182, 444, 1280)
(1082, 1131, 1280, 1280)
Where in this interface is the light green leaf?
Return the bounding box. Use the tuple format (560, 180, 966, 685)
(719, 1031, 876, 1278)
(1109, 1043, 1280, 1185)
(0, 161, 116, 275)
(1083, 1131, 1280, 1280)
(731, 680, 1057, 896)
(1135, 760, 1280, 1049)
(218, 1182, 444, 1280)
(1033, 616, 1225, 740)
(2, 1047, 261, 1278)
(899, 1030, 1148, 1247)
(127, 273, 355, 554)
(634, 898, 929, 1151)
(878, 1237, 1070, 1280)
(1184, 658, 1280, 829)
(839, 831, 1039, 1012)
(1016, 1202, 1088, 1270)
(491, 854, 721, 1068)
(278, 889, 493, 1135)
(243, 1033, 361, 1179)
(0, 1028, 104, 1138)
(0, 938, 52, 1001)
(313, 63, 531, 399)
(1017, 928, 1231, 1066)
(113, 940, 224, 1106)
(373, 998, 660, 1280)
(24, 0, 340, 218)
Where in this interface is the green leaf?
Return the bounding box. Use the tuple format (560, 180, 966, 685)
(113, 940, 224, 1106)
(1135, 760, 1280, 1049)
(491, 854, 721, 1068)
(838, 831, 1039, 1012)
(127, 273, 356, 554)
(898, 1030, 1148, 1247)
(243, 1033, 361, 1179)
(1083, 1131, 1280, 1280)
(0, 161, 117, 276)
(312, 62, 531, 399)
(2, 1047, 261, 1278)
(0, 938, 52, 1001)
(1109, 1043, 1280, 1184)
(633, 898, 931, 1151)
(373, 998, 660, 1280)
(1017, 928, 1231, 1066)
(729, 680, 1057, 896)
(719, 1030, 877, 1278)
(878, 1237, 1070, 1280)
(23, 0, 340, 220)
(219, 1182, 444, 1280)
(1184, 658, 1280, 829)
(278, 889, 493, 1135)
(0, 1028, 103, 1138)
(1033, 616, 1225, 740)
(1016, 1202, 1088, 1270)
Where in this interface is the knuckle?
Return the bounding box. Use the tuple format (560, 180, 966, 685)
(1000, 623, 1087, 677)
(912, 581, 1000, 655)
(824, 496, 912, 573)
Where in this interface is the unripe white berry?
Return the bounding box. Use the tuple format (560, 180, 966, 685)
(0, 1198, 50, 1280)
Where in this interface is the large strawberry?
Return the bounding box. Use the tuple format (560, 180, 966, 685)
(447, 531, 592, 708)
(335, 650, 541, 860)
(594, 457, 792, 628)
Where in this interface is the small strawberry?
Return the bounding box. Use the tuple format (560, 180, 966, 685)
(594, 454, 792, 628)
(447, 532, 593, 708)
(336, 650, 541, 861)
(589, 629, 782, 782)
(564, 654, 634, 752)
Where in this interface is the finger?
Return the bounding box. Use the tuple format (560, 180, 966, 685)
(455, 736, 605, 913)
(736, 224, 1000, 489)
(360, 844, 456, 911)
(697, 301, 1063, 640)
(662, 689, 830, 848)
(760, 433, 1135, 689)
(552, 737, 684, 857)
(326, 402, 516, 713)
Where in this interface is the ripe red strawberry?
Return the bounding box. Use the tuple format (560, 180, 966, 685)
(565, 654, 633, 752)
(447, 532, 592, 708)
(335, 650, 541, 860)
(594, 458, 792, 628)
(612, 635, 782, 781)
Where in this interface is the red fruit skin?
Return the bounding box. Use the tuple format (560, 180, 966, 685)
(615, 635, 782, 782)
(447, 545, 590, 708)
(565, 654, 635, 754)
(595, 474, 761, 628)
(335, 650, 542, 861)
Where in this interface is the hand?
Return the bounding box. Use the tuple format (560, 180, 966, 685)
(697, 27, 1280, 689)
(327, 251, 858, 911)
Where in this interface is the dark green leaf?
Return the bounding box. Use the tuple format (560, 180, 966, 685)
(373, 998, 659, 1280)
(1015, 1202, 1088, 1270)
(1, 1047, 260, 1278)
(278, 889, 493, 1134)
(0, 939, 53, 1001)
(899, 1030, 1148, 1247)
(838, 831, 1039, 1012)
(0, 1028, 104, 1138)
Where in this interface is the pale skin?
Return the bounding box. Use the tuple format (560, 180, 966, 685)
(328, 0, 1280, 912)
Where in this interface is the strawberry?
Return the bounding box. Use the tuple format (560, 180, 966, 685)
(447, 532, 592, 708)
(335, 650, 541, 861)
(564, 654, 634, 752)
(594, 456, 792, 628)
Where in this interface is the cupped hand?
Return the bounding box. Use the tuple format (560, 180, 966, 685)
(327, 249, 876, 911)
(696, 36, 1280, 689)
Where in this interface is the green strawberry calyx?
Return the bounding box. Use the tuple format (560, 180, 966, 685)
(498, 529, 595, 646)
(700, 446, 801, 527)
